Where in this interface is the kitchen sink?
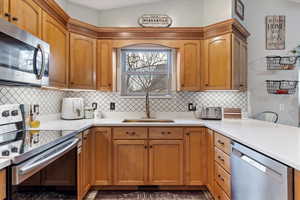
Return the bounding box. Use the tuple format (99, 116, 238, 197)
(122, 119, 175, 123)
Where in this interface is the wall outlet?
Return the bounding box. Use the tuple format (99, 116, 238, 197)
(188, 103, 197, 111)
(110, 102, 116, 111)
(279, 104, 285, 112)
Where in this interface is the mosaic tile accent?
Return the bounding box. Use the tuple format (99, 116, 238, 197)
(0, 86, 65, 115)
(66, 91, 248, 115)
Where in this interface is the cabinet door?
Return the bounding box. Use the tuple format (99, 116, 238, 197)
(232, 35, 248, 91)
(113, 140, 148, 185)
(207, 129, 215, 195)
(179, 40, 201, 91)
(93, 128, 112, 185)
(97, 40, 113, 91)
(42, 12, 69, 88)
(204, 34, 231, 90)
(77, 145, 84, 200)
(10, 0, 42, 38)
(184, 128, 207, 185)
(41, 149, 76, 186)
(0, 0, 9, 21)
(0, 169, 6, 200)
(82, 130, 92, 195)
(70, 33, 96, 89)
(149, 140, 183, 185)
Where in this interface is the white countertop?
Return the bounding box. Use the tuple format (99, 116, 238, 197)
(0, 158, 11, 170)
(27, 117, 300, 171)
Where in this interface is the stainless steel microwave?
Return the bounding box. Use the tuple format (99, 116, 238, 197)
(0, 18, 50, 87)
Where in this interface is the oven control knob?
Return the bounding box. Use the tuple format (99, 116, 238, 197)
(1, 150, 10, 156)
(2, 110, 10, 117)
(11, 147, 18, 153)
(11, 110, 19, 116)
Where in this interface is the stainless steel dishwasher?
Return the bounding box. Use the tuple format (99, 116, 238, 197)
(231, 142, 293, 200)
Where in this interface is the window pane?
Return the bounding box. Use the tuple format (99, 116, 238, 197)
(121, 48, 172, 96)
(125, 74, 170, 95)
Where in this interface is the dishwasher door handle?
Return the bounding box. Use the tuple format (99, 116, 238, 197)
(233, 148, 268, 173)
(19, 138, 79, 175)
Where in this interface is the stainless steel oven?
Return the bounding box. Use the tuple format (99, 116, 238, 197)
(0, 18, 50, 87)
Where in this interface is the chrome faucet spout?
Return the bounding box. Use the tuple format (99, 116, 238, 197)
(145, 91, 151, 119)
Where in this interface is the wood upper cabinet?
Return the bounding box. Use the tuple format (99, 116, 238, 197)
(69, 33, 96, 89)
(10, 0, 42, 37)
(93, 128, 112, 185)
(203, 34, 232, 90)
(42, 12, 69, 88)
(0, 0, 9, 20)
(184, 128, 207, 186)
(97, 40, 113, 91)
(179, 40, 201, 91)
(0, 169, 6, 200)
(149, 140, 183, 185)
(232, 34, 248, 91)
(113, 140, 148, 185)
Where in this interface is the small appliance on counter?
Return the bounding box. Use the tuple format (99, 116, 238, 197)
(61, 98, 84, 120)
(84, 103, 98, 119)
(199, 107, 222, 120)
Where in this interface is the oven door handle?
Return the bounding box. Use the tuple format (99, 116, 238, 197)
(19, 138, 79, 175)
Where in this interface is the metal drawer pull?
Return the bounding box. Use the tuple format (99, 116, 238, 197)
(218, 140, 225, 145)
(19, 138, 79, 175)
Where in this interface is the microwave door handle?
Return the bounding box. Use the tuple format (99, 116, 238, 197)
(19, 138, 78, 175)
(33, 44, 45, 80)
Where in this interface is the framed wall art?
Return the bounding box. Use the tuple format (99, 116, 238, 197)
(266, 15, 286, 50)
(235, 0, 245, 21)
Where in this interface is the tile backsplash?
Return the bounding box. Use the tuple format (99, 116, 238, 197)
(0, 86, 248, 116)
(0, 86, 65, 114)
(67, 91, 248, 116)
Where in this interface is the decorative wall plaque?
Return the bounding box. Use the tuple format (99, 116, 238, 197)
(138, 14, 173, 28)
(266, 15, 286, 50)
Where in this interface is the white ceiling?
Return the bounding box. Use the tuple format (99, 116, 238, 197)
(68, 0, 165, 10)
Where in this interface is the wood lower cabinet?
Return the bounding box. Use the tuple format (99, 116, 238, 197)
(10, 0, 42, 37)
(97, 40, 113, 91)
(207, 129, 215, 193)
(0, 169, 6, 200)
(69, 33, 96, 89)
(295, 170, 300, 200)
(93, 128, 112, 185)
(77, 143, 84, 200)
(113, 140, 148, 185)
(179, 40, 201, 91)
(149, 140, 184, 185)
(42, 11, 69, 88)
(184, 128, 207, 185)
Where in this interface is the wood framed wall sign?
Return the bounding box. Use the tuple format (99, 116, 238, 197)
(138, 14, 173, 27)
(266, 15, 286, 50)
(235, 0, 245, 21)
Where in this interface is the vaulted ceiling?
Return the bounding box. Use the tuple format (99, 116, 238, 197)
(68, 0, 165, 10)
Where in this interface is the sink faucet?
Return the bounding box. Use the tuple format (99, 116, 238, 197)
(145, 91, 151, 119)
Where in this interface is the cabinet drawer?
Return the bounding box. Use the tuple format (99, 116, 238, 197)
(149, 128, 183, 139)
(113, 128, 148, 139)
(214, 133, 231, 154)
(214, 181, 230, 200)
(215, 147, 231, 174)
(215, 163, 231, 197)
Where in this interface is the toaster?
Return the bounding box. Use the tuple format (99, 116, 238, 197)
(199, 107, 222, 120)
(61, 98, 84, 120)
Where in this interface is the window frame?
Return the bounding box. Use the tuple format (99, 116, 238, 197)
(119, 47, 173, 97)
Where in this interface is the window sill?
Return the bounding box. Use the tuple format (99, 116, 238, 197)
(119, 95, 174, 99)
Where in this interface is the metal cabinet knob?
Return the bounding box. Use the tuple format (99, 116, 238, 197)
(12, 17, 18, 21)
(218, 140, 225, 145)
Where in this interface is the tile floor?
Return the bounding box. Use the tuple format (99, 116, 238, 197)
(13, 190, 214, 200)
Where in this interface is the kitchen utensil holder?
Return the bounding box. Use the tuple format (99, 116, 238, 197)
(266, 80, 298, 95)
(266, 56, 299, 70)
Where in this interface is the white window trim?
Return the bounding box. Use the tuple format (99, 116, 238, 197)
(116, 46, 177, 99)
